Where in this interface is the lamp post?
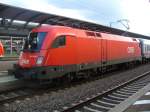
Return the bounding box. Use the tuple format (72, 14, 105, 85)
(117, 19, 130, 30)
(110, 19, 129, 29)
(109, 19, 130, 36)
(109, 21, 116, 28)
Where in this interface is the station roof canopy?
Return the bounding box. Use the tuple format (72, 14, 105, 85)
(0, 3, 149, 39)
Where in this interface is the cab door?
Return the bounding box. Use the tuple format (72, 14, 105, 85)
(101, 39, 107, 64)
(66, 35, 77, 64)
(47, 35, 77, 65)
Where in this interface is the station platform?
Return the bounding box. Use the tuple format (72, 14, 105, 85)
(109, 83, 150, 112)
(0, 75, 17, 83)
(0, 70, 17, 83)
(124, 90, 150, 112)
(0, 72, 23, 92)
(0, 61, 16, 71)
(0, 71, 8, 77)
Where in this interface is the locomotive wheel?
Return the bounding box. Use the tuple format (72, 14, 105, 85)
(63, 73, 76, 83)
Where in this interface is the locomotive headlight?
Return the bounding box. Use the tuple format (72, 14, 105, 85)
(36, 56, 44, 65)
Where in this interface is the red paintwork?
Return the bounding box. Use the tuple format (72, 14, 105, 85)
(0, 41, 4, 57)
(19, 25, 141, 68)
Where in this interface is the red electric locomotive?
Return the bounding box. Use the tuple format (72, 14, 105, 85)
(0, 41, 4, 58)
(12, 25, 142, 80)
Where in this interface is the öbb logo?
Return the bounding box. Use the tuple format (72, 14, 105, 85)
(127, 47, 135, 53)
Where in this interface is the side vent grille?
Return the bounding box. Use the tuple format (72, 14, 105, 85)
(96, 33, 102, 37)
(86, 32, 95, 36)
(85, 31, 102, 37)
(132, 38, 137, 41)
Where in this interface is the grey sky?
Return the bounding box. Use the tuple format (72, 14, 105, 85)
(0, 0, 150, 36)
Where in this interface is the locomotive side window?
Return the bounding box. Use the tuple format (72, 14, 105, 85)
(51, 36, 66, 48)
(147, 45, 150, 51)
(148, 45, 150, 51)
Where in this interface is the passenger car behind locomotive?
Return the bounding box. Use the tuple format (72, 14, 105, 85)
(139, 39, 150, 61)
(0, 41, 4, 58)
(12, 25, 142, 80)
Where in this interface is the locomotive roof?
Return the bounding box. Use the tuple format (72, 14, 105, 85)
(33, 25, 140, 43)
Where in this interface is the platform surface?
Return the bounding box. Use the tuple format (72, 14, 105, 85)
(0, 75, 17, 83)
(124, 90, 150, 112)
(108, 83, 150, 112)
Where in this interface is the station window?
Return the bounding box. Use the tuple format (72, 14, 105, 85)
(51, 35, 66, 48)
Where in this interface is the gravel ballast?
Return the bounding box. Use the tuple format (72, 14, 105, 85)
(3, 64, 150, 112)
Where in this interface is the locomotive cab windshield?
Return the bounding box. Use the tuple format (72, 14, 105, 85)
(23, 32, 47, 52)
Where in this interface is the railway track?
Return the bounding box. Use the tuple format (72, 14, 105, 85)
(0, 64, 150, 111)
(62, 71, 150, 112)
(0, 80, 75, 109)
(0, 87, 32, 105)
